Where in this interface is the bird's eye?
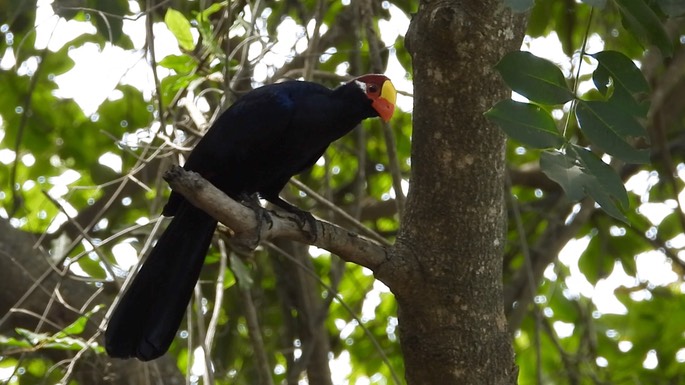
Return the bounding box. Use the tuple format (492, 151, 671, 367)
(368, 84, 379, 93)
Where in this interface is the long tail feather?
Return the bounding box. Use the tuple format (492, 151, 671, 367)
(105, 202, 217, 361)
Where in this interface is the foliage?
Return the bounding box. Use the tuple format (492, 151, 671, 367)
(0, 0, 683, 384)
(498, 1, 685, 384)
(487, 47, 650, 221)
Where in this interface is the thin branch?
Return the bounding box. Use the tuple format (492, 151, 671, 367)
(41, 191, 118, 285)
(302, 0, 327, 81)
(205, 238, 228, 353)
(561, 7, 594, 139)
(289, 178, 391, 246)
(10, 46, 50, 217)
(266, 242, 403, 385)
(186, 302, 194, 385)
(540, 315, 581, 385)
(5, 308, 64, 332)
(59, 323, 104, 384)
(146, 0, 165, 121)
(101, 218, 166, 328)
(507, 185, 542, 384)
(505, 199, 596, 331)
(232, 253, 275, 385)
(54, 0, 172, 22)
(359, 0, 405, 215)
(193, 285, 215, 385)
(163, 166, 389, 271)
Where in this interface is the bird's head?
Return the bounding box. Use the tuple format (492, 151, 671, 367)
(353, 74, 396, 122)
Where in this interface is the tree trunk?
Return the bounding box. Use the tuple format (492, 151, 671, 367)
(376, 2, 527, 384)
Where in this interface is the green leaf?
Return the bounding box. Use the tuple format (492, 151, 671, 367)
(540, 150, 628, 221)
(196, 1, 227, 20)
(75, 256, 108, 280)
(159, 54, 196, 72)
(570, 146, 629, 221)
(578, 241, 615, 284)
(575, 100, 650, 163)
(547, 284, 580, 322)
(160, 73, 198, 106)
(495, 51, 575, 105)
(230, 253, 253, 290)
(9, 306, 104, 352)
(540, 151, 587, 201)
(56, 305, 102, 337)
(591, 51, 649, 95)
(0, 335, 33, 348)
(571, 145, 629, 210)
(223, 269, 236, 289)
(485, 100, 564, 149)
(165, 8, 196, 51)
(592, 62, 611, 96)
(615, 0, 673, 57)
(13, 326, 103, 352)
(590, 50, 650, 116)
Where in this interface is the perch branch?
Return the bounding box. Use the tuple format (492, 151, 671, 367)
(162, 166, 389, 271)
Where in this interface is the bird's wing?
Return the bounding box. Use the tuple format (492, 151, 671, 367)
(162, 84, 304, 215)
(182, 85, 306, 179)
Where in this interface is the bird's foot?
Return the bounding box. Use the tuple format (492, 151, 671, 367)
(262, 196, 318, 241)
(238, 193, 273, 245)
(291, 209, 318, 242)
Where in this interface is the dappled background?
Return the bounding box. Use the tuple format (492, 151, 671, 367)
(1, 0, 685, 384)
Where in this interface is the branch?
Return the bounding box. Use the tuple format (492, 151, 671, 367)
(236, 264, 275, 385)
(162, 166, 389, 271)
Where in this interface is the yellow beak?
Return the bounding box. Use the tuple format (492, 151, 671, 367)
(372, 80, 397, 122)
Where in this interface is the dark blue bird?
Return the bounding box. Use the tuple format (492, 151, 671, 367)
(105, 75, 396, 361)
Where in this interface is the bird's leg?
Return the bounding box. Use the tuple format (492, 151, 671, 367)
(265, 196, 318, 241)
(238, 193, 273, 239)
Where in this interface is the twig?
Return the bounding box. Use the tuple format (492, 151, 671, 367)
(9, 44, 50, 217)
(193, 285, 215, 385)
(41, 191, 118, 285)
(266, 242, 403, 385)
(232, 253, 275, 385)
(506, 182, 542, 385)
(303, 0, 327, 81)
(146, 0, 165, 120)
(289, 178, 391, 246)
(540, 315, 581, 385)
(100, 217, 166, 333)
(359, 0, 405, 215)
(54, 0, 172, 22)
(205, 238, 228, 352)
(6, 308, 64, 331)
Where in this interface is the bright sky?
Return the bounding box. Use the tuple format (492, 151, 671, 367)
(2, 0, 685, 380)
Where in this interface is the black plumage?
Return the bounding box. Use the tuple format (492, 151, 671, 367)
(105, 75, 396, 360)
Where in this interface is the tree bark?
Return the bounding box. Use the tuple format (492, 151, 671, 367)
(375, 2, 527, 384)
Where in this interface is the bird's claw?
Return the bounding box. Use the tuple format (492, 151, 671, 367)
(292, 210, 318, 241)
(239, 193, 273, 244)
(249, 195, 318, 241)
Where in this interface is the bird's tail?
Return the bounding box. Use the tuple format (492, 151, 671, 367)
(105, 202, 217, 361)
